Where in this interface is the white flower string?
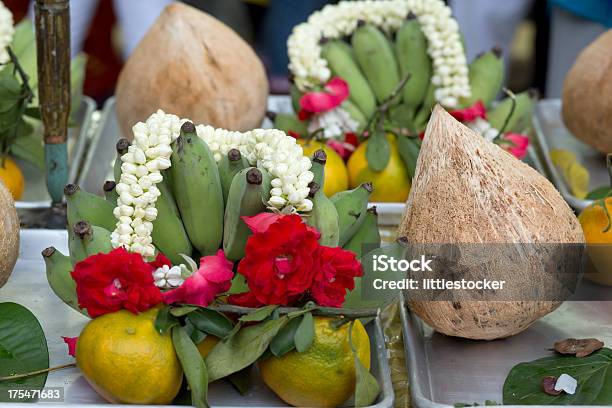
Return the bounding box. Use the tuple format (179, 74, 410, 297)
(307, 107, 359, 139)
(112, 110, 315, 258)
(287, 0, 470, 108)
(0, 0, 14, 66)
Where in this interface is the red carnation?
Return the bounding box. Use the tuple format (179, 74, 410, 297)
(235, 214, 320, 305)
(448, 100, 487, 122)
(71, 247, 163, 317)
(311, 246, 363, 307)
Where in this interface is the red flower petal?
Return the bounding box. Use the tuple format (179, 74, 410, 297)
(299, 77, 350, 114)
(62, 336, 78, 357)
(242, 213, 283, 234)
(228, 291, 263, 308)
(449, 100, 487, 122)
(148, 252, 172, 269)
(311, 246, 363, 307)
(503, 133, 530, 159)
(162, 250, 233, 307)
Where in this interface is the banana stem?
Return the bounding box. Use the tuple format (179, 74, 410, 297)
(0, 363, 76, 382)
(362, 73, 413, 139)
(495, 87, 517, 139)
(210, 304, 379, 318)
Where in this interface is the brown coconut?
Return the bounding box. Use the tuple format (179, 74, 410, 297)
(562, 30, 612, 154)
(0, 182, 19, 289)
(115, 3, 268, 139)
(397, 105, 585, 340)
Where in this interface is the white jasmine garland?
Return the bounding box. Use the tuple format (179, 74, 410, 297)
(287, 0, 470, 108)
(307, 107, 359, 139)
(0, 1, 14, 66)
(467, 117, 499, 142)
(112, 110, 315, 258)
(153, 265, 185, 289)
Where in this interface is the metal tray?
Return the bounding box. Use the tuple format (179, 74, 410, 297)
(15, 97, 97, 210)
(0, 230, 394, 408)
(532, 99, 608, 212)
(399, 293, 612, 408)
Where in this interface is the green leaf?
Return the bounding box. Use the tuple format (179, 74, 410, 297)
(238, 305, 278, 322)
(396, 135, 421, 179)
(172, 326, 209, 408)
(205, 317, 287, 382)
(226, 366, 253, 396)
(0, 303, 49, 402)
(366, 130, 390, 172)
(183, 320, 207, 345)
(228, 274, 248, 294)
(503, 348, 612, 405)
(269, 316, 302, 357)
(23, 107, 41, 120)
(350, 321, 379, 407)
(170, 305, 198, 317)
(154, 306, 179, 335)
(186, 309, 234, 338)
(294, 312, 314, 353)
(587, 186, 612, 200)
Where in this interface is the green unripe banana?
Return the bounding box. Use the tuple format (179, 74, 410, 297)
(69, 221, 113, 265)
(321, 39, 377, 118)
(487, 90, 536, 133)
(218, 148, 249, 204)
(352, 22, 401, 105)
(343, 206, 381, 258)
(290, 83, 303, 114)
(114, 138, 130, 183)
(341, 100, 367, 133)
(414, 81, 437, 131)
(395, 14, 432, 116)
(331, 182, 373, 246)
(269, 111, 309, 136)
(223, 167, 271, 261)
(151, 180, 193, 265)
(64, 183, 116, 231)
(103, 180, 118, 204)
(311, 149, 326, 187)
(170, 121, 224, 256)
(307, 181, 340, 247)
(42, 246, 86, 315)
(460, 48, 505, 108)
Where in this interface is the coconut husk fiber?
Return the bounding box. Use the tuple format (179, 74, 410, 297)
(397, 105, 585, 340)
(562, 29, 612, 154)
(0, 182, 19, 289)
(115, 2, 268, 140)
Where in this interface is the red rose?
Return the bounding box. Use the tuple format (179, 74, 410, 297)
(311, 246, 363, 307)
(148, 252, 172, 269)
(299, 77, 350, 118)
(448, 100, 487, 122)
(235, 213, 320, 305)
(71, 247, 163, 317)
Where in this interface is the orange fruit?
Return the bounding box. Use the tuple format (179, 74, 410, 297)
(298, 139, 349, 197)
(578, 197, 612, 285)
(0, 157, 24, 200)
(347, 134, 410, 202)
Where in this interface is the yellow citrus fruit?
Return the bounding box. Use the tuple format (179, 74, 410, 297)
(76, 307, 183, 404)
(0, 157, 24, 200)
(550, 149, 590, 199)
(550, 149, 577, 171)
(298, 139, 349, 197)
(347, 134, 411, 202)
(578, 197, 612, 285)
(259, 317, 371, 407)
(197, 335, 219, 358)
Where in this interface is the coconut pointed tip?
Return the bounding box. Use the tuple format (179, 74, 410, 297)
(42, 246, 56, 258)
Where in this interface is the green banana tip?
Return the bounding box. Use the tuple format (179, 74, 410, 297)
(64, 183, 79, 196)
(396, 236, 409, 246)
(367, 206, 378, 216)
(527, 88, 540, 99)
(406, 11, 416, 20)
(103, 180, 116, 193)
(308, 181, 320, 197)
(266, 111, 277, 121)
(491, 46, 503, 58)
(361, 182, 374, 193)
(180, 121, 196, 134)
(246, 168, 263, 185)
(312, 149, 327, 164)
(356, 19, 366, 28)
(42, 246, 56, 258)
(318, 36, 329, 45)
(116, 138, 130, 155)
(228, 148, 242, 162)
(73, 221, 92, 238)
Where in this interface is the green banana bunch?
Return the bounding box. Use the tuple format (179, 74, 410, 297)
(487, 90, 536, 133)
(343, 206, 381, 258)
(269, 111, 309, 136)
(218, 148, 249, 204)
(42, 246, 85, 315)
(64, 184, 116, 231)
(395, 14, 432, 119)
(170, 121, 224, 256)
(103, 180, 118, 204)
(114, 138, 130, 183)
(341, 100, 367, 133)
(331, 182, 373, 246)
(321, 39, 377, 118)
(306, 150, 340, 246)
(223, 167, 271, 261)
(151, 180, 193, 265)
(460, 48, 504, 107)
(352, 22, 401, 105)
(69, 221, 113, 265)
(413, 81, 436, 131)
